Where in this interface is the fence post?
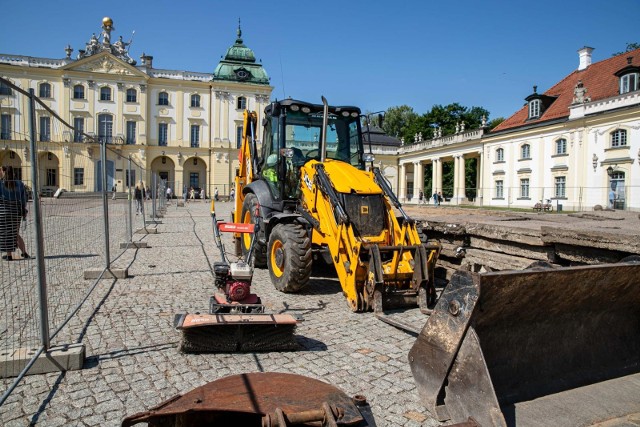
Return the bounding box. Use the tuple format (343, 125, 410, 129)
(127, 156, 133, 242)
(101, 138, 110, 268)
(152, 173, 157, 220)
(28, 89, 50, 350)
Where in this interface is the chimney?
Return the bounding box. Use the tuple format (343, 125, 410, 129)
(578, 46, 594, 71)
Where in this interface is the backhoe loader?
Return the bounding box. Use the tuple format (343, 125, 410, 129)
(233, 97, 440, 314)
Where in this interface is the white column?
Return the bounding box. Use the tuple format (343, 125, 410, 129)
(477, 151, 484, 206)
(458, 155, 466, 202)
(413, 161, 422, 203)
(399, 163, 406, 202)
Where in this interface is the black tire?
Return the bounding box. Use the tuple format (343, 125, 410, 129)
(267, 223, 312, 293)
(240, 193, 267, 268)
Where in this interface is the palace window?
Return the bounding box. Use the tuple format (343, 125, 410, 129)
(1, 114, 11, 140)
(39, 116, 51, 141)
(126, 121, 136, 145)
(100, 86, 112, 101)
(158, 92, 169, 106)
(555, 138, 567, 155)
(46, 168, 57, 187)
(236, 96, 247, 110)
(520, 144, 531, 159)
(39, 82, 51, 98)
(236, 126, 243, 149)
(74, 168, 84, 186)
(0, 81, 12, 95)
(73, 117, 84, 142)
(528, 99, 540, 119)
(190, 94, 201, 108)
(190, 124, 200, 148)
(158, 123, 168, 146)
(73, 84, 85, 100)
(98, 114, 113, 143)
(495, 180, 504, 199)
(620, 72, 639, 94)
(496, 147, 504, 162)
(555, 176, 566, 198)
(126, 88, 137, 103)
(520, 178, 530, 198)
(611, 129, 627, 147)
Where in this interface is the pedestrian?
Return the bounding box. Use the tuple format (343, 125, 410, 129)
(189, 187, 195, 202)
(201, 187, 206, 201)
(438, 191, 443, 205)
(146, 185, 151, 200)
(229, 187, 235, 202)
(432, 192, 438, 206)
(1, 165, 29, 261)
(166, 186, 172, 200)
(111, 183, 117, 200)
(214, 187, 219, 201)
(134, 181, 145, 215)
(418, 190, 424, 204)
(608, 188, 616, 209)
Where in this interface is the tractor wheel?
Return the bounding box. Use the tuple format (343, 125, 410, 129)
(240, 193, 267, 268)
(267, 223, 312, 293)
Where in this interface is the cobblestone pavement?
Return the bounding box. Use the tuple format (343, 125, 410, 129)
(1, 200, 437, 427)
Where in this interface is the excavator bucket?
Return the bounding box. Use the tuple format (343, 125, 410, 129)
(409, 261, 640, 427)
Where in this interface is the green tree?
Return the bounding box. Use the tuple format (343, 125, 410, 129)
(381, 105, 418, 142)
(613, 42, 640, 56)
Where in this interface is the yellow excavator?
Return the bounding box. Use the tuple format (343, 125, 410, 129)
(233, 97, 440, 315)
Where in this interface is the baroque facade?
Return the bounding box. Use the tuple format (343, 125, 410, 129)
(398, 47, 640, 211)
(0, 18, 272, 197)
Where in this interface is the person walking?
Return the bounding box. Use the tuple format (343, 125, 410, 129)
(189, 187, 195, 202)
(214, 187, 219, 201)
(111, 183, 117, 200)
(166, 186, 172, 200)
(229, 187, 235, 202)
(418, 190, 424, 205)
(432, 192, 438, 206)
(201, 187, 206, 201)
(134, 181, 145, 215)
(0, 165, 29, 261)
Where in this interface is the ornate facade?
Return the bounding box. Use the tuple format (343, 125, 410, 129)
(0, 18, 273, 197)
(398, 47, 640, 211)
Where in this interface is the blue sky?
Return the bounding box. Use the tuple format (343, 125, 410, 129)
(1, 0, 638, 121)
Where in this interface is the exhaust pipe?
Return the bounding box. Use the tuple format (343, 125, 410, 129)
(320, 96, 328, 163)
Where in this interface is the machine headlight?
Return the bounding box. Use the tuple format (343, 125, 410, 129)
(301, 106, 311, 113)
(341, 111, 349, 117)
(351, 112, 359, 118)
(363, 153, 375, 163)
(290, 105, 300, 111)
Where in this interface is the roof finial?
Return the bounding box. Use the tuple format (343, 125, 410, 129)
(237, 18, 242, 40)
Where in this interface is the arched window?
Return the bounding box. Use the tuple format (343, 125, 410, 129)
(73, 84, 84, 100)
(236, 96, 247, 110)
(100, 86, 112, 101)
(98, 114, 113, 143)
(190, 94, 201, 108)
(528, 99, 540, 118)
(610, 129, 627, 147)
(496, 148, 504, 162)
(39, 82, 51, 98)
(555, 138, 567, 155)
(520, 144, 531, 159)
(158, 92, 169, 106)
(126, 88, 137, 103)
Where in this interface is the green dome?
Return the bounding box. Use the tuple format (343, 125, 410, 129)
(212, 24, 269, 85)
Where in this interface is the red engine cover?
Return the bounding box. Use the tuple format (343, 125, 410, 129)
(227, 281, 250, 302)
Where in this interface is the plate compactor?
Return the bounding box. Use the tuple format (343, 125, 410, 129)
(174, 200, 299, 353)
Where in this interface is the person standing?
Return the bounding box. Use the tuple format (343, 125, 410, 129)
(608, 188, 616, 209)
(111, 183, 117, 200)
(201, 187, 206, 201)
(189, 187, 195, 202)
(432, 192, 438, 206)
(1, 165, 29, 261)
(418, 190, 424, 204)
(214, 187, 219, 201)
(166, 186, 172, 200)
(134, 181, 145, 215)
(229, 187, 235, 202)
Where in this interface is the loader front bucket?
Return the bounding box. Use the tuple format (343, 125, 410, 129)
(175, 313, 299, 353)
(409, 261, 640, 427)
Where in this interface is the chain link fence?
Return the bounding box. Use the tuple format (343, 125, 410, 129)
(0, 78, 156, 406)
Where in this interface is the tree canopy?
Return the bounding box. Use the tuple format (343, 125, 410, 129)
(378, 103, 497, 144)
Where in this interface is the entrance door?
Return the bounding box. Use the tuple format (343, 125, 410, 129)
(96, 160, 115, 192)
(610, 172, 625, 210)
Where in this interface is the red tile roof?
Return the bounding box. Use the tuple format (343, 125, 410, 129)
(492, 48, 640, 133)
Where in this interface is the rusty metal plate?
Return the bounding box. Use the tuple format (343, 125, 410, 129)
(122, 372, 366, 426)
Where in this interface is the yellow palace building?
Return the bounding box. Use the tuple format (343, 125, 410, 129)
(0, 17, 273, 197)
